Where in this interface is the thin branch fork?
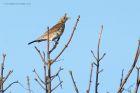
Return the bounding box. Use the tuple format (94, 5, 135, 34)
(34, 46, 47, 65)
(51, 67, 63, 81)
(51, 67, 63, 89)
(69, 71, 79, 93)
(33, 69, 45, 85)
(134, 67, 140, 93)
(86, 63, 94, 93)
(2, 70, 13, 84)
(117, 40, 140, 93)
(33, 68, 46, 90)
(1, 54, 6, 91)
(3, 81, 18, 92)
(95, 25, 105, 93)
(51, 81, 63, 92)
(53, 15, 80, 63)
(34, 78, 45, 90)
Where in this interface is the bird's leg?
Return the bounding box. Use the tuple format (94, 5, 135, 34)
(54, 37, 60, 45)
(49, 37, 60, 54)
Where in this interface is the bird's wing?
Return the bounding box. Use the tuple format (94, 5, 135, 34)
(49, 22, 64, 34)
(36, 23, 64, 41)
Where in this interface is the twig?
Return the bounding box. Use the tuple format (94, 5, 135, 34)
(1, 54, 6, 91)
(47, 27, 50, 60)
(43, 51, 46, 62)
(27, 76, 31, 93)
(97, 25, 103, 60)
(91, 50, 97, 61)
(117, 40, 140, 93)
(86, 63, 94, 93)
(94, 25, 105, 93)
(120, 69, 124, 87)
(69, 71, 79, 93)
(134, 67, 140, 93)
(3, 81, 18, 92)
(33, 69, 45, 85)
(34, 46, 47, 65)
(53, 15, 80, 63)
(2, 70, 13, 84)
(57, 75, 62, 88)
(44, 64, 48, 92)
(17, 82, 34, 93)
(51, 67, 63, 81)
(47, 27, 52, 93)
(51, 67, 63, 88)
(34, 78, 45, 90)
(119, 69, 124, 93)
(99, 53, 106, 61)
(51, 81, 63, 92)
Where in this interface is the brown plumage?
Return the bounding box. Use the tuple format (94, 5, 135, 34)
(28, 14, 68, 45)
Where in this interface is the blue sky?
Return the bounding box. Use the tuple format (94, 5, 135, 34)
(0, 0, 140, 93)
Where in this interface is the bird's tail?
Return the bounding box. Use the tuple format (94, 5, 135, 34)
(28, 40, 38, 45)
(28, 39, 47, 45)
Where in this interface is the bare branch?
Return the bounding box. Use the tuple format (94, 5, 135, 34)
(34, 46, 47, 65)
(69, 71, 79, 93)
(3, 81, 18, 92)
(27, 76, 31, 93)
(134, 67, 140, 93)
(51, 67, 63, 89)
(57, 75, 62, 89)
(93, 62, 97, 66)
(120, 69, 124, 86)
(99, 53, 106, 61)
(33, 69, 45, 85)
(47, 26, 51, 93)
(44, 65, 47, 93)
(51, 67, 63, 81)
(86, 63, 93, 93)
(98, 69, 104, 74)
(117, 40, 140, 93)
(3, 70, 13, 84)
(34, 78, 45, 90)
(43, 51, 46, 62)
(1, 54, 6, 91)
(53, 15, 80, 63)
(47, 27, 50, 59)
(97, 25, 103, 60)
(119, 69, 124, 93)
(51, 81, 63, 92)
(91, 50, 97, 61)
(95, 25, 104, 93)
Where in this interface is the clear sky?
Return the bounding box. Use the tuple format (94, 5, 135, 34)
(0, 0, 140, 93)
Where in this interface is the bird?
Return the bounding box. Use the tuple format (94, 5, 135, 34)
(28, 14, 68, 45)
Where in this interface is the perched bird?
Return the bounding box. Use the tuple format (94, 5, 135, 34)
(28, 14, 68, 45)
